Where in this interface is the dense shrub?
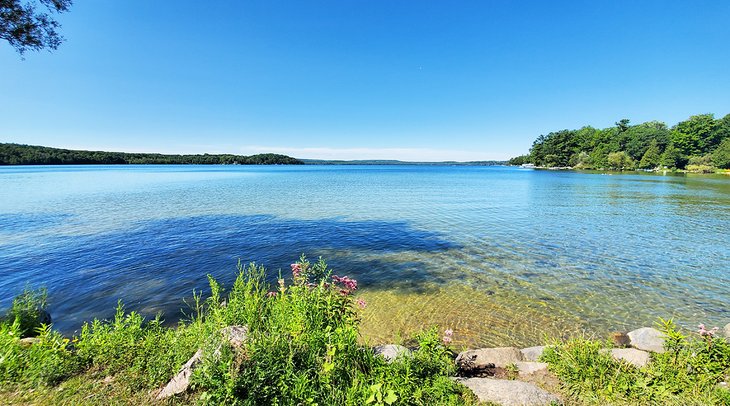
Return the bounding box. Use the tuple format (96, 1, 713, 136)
(542, 318, 730, 404)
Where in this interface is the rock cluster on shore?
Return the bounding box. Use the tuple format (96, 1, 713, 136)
(150, 323, 726, 405)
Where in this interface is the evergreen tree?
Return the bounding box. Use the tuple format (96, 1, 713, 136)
(638, 140, 661, 169)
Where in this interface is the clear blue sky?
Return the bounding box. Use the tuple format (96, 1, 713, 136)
(1, 1, 728, 161)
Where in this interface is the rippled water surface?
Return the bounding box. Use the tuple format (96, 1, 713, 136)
(1, 165, 728, 347)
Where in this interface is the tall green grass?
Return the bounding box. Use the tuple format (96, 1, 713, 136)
(0, 257, 474, 405)
(541, 318, 730, 405)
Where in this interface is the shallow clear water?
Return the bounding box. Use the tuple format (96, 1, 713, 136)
(1, 165, 728, 347)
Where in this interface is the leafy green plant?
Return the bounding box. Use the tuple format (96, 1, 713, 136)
(0, 257, 475, 404)
(2, 286, 49, 338)
(542, 319, 730, 405)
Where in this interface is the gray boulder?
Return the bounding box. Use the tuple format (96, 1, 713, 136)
(373, 344, 411, 362)
(454, 377, 561, 405)
(722, 323, 730, 339)
(627, 327, 665, 353)
(221, 325, 248, 348)
(604, 348, 651, 368)
(514, 361, 549, 376)
(520, 346, 546, 362)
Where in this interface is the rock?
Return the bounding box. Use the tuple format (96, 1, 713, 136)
(610, 332, 631, 347)
(627, 327, 665, 353)
(520, 346, 546, 362)
(456, 347, 524, 368)
(722, 323, 730, 339)
(456, 347, 524, 377)
(454, 377, 561, 406)
(19, 337, 40, 348)
(514, 361, 549, 376)
(373, 344, 410, 362)
(157, 325, 248, 400)
(604, 348, 651, 368)
(221, 325, 248, 348)
(156, 349, 203, 400)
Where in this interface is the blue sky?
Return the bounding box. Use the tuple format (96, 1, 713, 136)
(1, 1, 729, 161)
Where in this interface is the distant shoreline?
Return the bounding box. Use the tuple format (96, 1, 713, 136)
(0, 143, 303, 166)
(0, 143, 508, 166)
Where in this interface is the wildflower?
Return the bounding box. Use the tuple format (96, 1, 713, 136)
(357, 298, 367, 309)
(442, 335, 453, 345)
(267, 291, 277, 298)
(444, 329, 453, 337)
(332, 275, 357, 294)
(291, 263, 302, 278)
(278, 278, 285, 292)
(698, 324, 719, 337)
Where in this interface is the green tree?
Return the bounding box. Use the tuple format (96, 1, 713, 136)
(638, 140, 661, 169)
(660, 142, 686, 169)
(569, 151, 591, 168)
(607, 151, 635, 170)
(712, 137, 730, 169)
(0, 0, 72, 55)
(615, 119, 631, 133)
(671, 114, 719, 156)
(623, 121, 670, 161)
(508, 154, 530, 165)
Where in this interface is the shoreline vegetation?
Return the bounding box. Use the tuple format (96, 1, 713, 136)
(0, 143, 509, 167)
(509, 112, 730, 174)
(0, 143, 304, 166)
(1, 258, 729, 405)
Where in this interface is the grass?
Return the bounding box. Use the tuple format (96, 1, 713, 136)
(541, 318, 730, 405)
(2, 258, 728, 405)
(0, 257, 475, 405)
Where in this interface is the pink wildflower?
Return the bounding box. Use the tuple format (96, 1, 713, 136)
(698, 324, 719, 337)
(357, 298, 367, 309)
(442, 335, 453, 345)
(332, 275, 357, 293)
(444, 329, 453, 337)
(266, 291, 277, 298)
(291, 263, 302, 278)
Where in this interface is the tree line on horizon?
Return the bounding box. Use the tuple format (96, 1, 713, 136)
(509, 113, 730, 171)
(0, 143, 304, 165)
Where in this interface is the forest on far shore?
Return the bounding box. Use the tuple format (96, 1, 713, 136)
(509, 113, 730, 172)
(0, 143, 304, 165)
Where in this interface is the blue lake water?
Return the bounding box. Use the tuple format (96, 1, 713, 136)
(1, 165, 728, 346)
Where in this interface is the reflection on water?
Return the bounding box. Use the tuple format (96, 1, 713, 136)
(0, 165, 728, 346)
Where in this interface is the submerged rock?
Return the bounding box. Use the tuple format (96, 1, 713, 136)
(373, 344, 411, 362)
(454, 377, 561, 405)
(627, 327, 665, 353)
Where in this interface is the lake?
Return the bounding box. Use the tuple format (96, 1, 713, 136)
(1, 165, 728, 347)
